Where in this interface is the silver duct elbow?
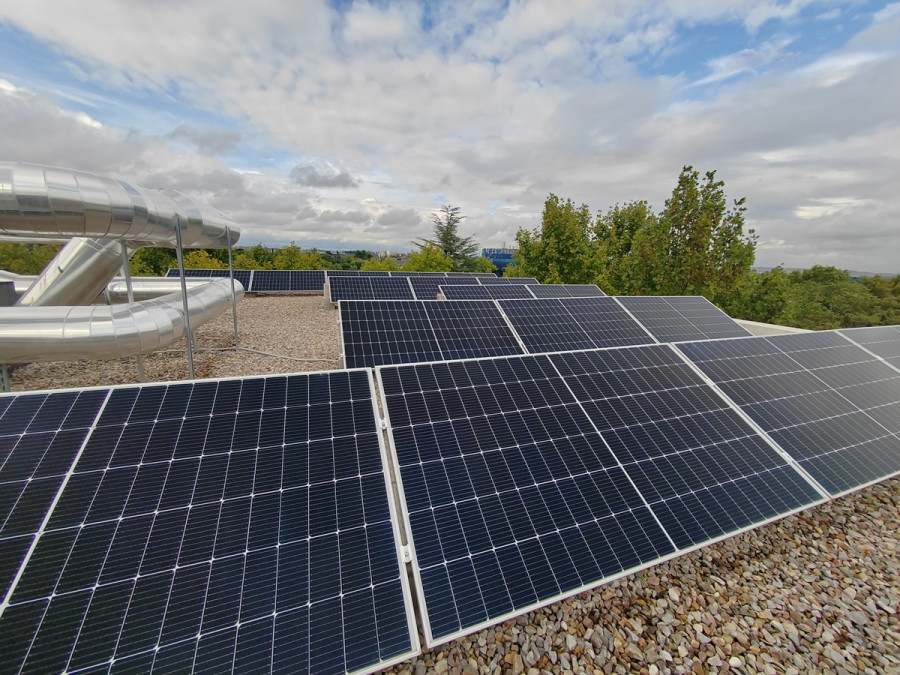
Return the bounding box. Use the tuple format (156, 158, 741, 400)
(0, 161, 239, 248)
(0, 278, 243, 362)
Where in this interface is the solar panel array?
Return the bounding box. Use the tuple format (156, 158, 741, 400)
(527, 284, 606, 298)
(839, 325, 900, 370)
(498, 298, 656, 353)
(477, 277, 539, 284)
(250, 270, 326, 292)
(407, 276, 479, 301)
(329, 276, 416, 302)
(678, 331, 900, 496)
(438, 284, 535, 300)
(377, 346, 824, 644)
(340, 301, 524, 368)
(0, 373, 418, 674)
(616, 296, 753, 342)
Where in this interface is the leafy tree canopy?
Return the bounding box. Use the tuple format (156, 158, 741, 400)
(403, 242, 454, 272)
(360, 257, 400, 271)
(182, 249, 226, 269)
(415, 205, 480, 271)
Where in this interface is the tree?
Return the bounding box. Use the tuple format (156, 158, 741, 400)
(360, 257, 401, 271)
(466, 256, 497, 274)
(403, 242, 454, 272)
(182, 250, 226, 269)
(416, 205, 479, 270)
(514, 194, 593, 283)
(632, 167, 756, 305)
(780, 266, 881, 330)
(0, 242, 62, 275)
(726, 268, 790, 324)
(591, 201, 656, 294)
(273, 243, 331, 270)
(128, 247, 177, 276)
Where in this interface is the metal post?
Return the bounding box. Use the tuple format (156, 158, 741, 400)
(120, 242, 145, 382)
(0, 364, 9, 393)
(173, 216, 195, 379)
(226, 226, 239, 348)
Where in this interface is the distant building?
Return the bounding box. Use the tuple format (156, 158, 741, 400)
(482, 247, 516, 274)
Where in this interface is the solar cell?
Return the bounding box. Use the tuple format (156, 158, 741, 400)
(447, 273, 497, 278)
(377, 346, 821, 645)
(391, 272, 448, 278)
(477, 277, 539, 284)
(438, 284, 534, 300)
(328, 276, 415, 303)
(0, 373, 418, 674)
(409, 276, 478, 300)
(615, 296, 751, 342)
(527, 284, 606, 298)
(839, 325, 900, 370)
(326, 270, 392, 277)
(498, 297, 656, 352)
(678, 331, 900, 496)
(0, 390, 107, 598)
(249, 270, 326, 292)
(166, 268, 252, 290)
(339, 300, 524, 368)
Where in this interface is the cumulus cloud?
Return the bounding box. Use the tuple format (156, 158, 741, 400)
(0, 1, 897, 271)
(167, 123, 241, 154)
(290, 163, 359, 188)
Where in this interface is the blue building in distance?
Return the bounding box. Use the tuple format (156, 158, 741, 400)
(482, 247, 516, 274)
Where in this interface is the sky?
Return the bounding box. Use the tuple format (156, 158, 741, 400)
(0, 1, 898, 273)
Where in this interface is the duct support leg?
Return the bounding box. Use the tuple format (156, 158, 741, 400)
(120, 242, 145, 382)
(0, 364, 9, 393)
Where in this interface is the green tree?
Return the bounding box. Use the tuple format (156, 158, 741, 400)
(466, 256, 496, 274)
(273, 243, 331, 270)
(403, 242, 454, 272)
(416, 205, 479, 270)
(726, 268, 790, 324)
(128, 247, 177, 276)
(515, 194, 593, 283)
(183, 250, 226, 269)
(360, 257, 400, 271)
(0, 242, 62, 275)
(781, 266, 880, 330)
(632, 167, 756, 305)
(591, 201, 656, 294)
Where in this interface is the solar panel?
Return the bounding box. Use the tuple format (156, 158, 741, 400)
(678, 331, 900, 496)
(409, 276, 479, 300)
(328, 276, 415, 303)
(839, 325, 900, 370)
(326, 270, 388, 277)
(615, 296, 752, 342)
(527, 284, 606, 298)
(376, 346, 822, 645)
(0, 390, 107, 599)
(0, 373, 419, 674)
(447, 273, 497, 278)
(339, 300, 525, 368)
(497, 297, 656, 353)
(166, 268, 252, 290)
(391, 272, 448, 278)
(478, 277, 539, 285)
(438, 284, 534, 300)
(249, 270, 326, 292)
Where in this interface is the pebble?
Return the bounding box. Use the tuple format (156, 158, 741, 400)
(12, 296, 900, 675)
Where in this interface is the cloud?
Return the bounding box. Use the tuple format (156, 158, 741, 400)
(167, 123, 241, 154)
(0, 1, 898, 271)
(290, 163, 358, 188)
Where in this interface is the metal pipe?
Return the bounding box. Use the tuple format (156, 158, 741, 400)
(0, 278, 243, 362)
(226, 226, 239, 347)
(173, 215, 195, 379)
(120, 242, 145, 381)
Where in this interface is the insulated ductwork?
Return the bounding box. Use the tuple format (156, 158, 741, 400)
(0, 161, 240, 307)
(0, 161, 237, 247)
(0, 278, 243, 362)
(0, 161, 244, 363)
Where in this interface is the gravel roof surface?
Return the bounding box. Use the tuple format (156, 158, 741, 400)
(8, 294, 900, 674)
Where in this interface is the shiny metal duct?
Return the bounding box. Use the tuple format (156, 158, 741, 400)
(0, 278, 243, 362)
(105, 277, 215, 301)
(0, 161, 238, 247)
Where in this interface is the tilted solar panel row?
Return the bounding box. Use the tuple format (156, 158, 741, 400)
(166, 269, 325, 292)
(340, 300, 524, 368)
(439, 284, 605, 300)
(375, 344, 830, 645)
(0, 373, 419, 675)
(339, 295, 750, 368)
